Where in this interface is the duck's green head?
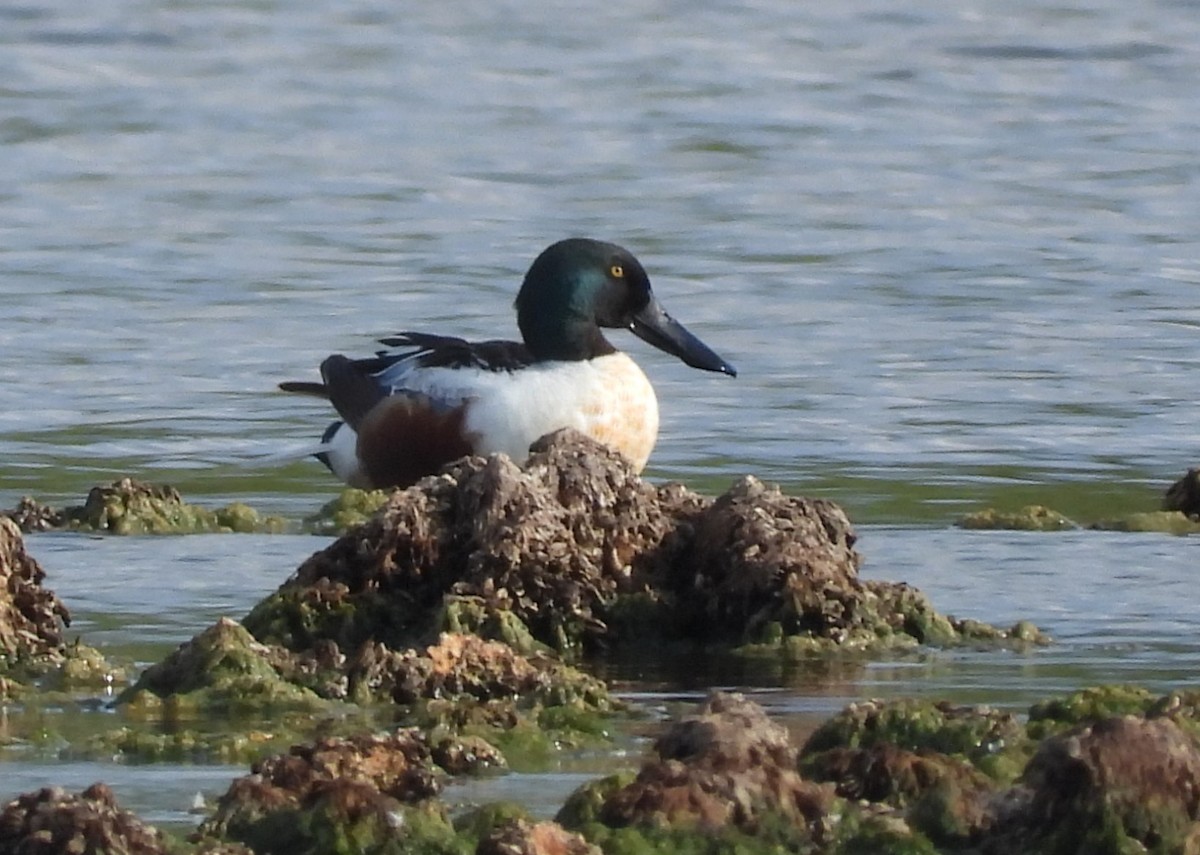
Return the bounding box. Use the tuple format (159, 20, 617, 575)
(515, 238, 737, 376)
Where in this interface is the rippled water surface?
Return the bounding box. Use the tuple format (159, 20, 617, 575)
(2, 0, 1199, 831)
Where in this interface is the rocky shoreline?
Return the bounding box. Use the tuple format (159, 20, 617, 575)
(1, 431, 1196, 853)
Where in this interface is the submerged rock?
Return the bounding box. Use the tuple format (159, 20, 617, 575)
(2, 477, 286, 535)
(304, 487, 391, 535)
(957, 505, 1076, 531)
(1089, 511, 1200, 535)
(246, 430, 1025, 660)
(0, 783, 173, 855)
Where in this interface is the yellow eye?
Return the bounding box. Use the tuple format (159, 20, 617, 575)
(610, 264, 624, 278)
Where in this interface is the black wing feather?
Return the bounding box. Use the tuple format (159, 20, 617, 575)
(376, 332, 534, 372)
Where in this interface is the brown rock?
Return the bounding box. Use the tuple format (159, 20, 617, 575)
(0, 517, 70, 665)
(477, 817, 600, 855)
(248, 430, 886, 657)
(269, 430, 703, 653)
(810, 743, 992, 808)
(681, 476, 862, 639)
(986, 715, 1200, 853)
(1, 497, 65, 533)
(348, 632, 605, 709)
(199, 729, 447, 843)
(0, 783, 170, 854)
(600, 692, 835, 835)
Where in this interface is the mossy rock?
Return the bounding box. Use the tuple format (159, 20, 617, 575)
(117, 618, 331, 717)
(957, 505, 1076, 531)
(304, 488, 391, 536)
(801, 697, 1030, 780)
(1026, 685, 1158, 739)
(1089, 511, 1200, 535)
(5, 479, 287, 535)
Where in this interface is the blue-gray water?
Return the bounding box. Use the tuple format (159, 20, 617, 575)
(2, 0, 1199, 831)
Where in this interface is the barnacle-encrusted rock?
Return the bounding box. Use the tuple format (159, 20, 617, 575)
(0, 783, 172, 854)
(984, 715, 1200, 854)
(196, 729, 494, 854)
(347, 632, 610, 711)
(0, 517, 70, 668)
(0, 517, 117, 689)
(245, 430, 1023, 659)
(558, 692, 936, 852)
(2, 478, 285, 534)
(596, 692, 835, 833)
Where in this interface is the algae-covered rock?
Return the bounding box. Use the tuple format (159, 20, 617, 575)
(589, 692, 836, 837)
(246, 430, 1026, 661)
(118, 617, 330, 715)
(197, 729, 499, 854)
(347, 632, 609, 709)
(559, 692, 944, 854)
(804, 743, 997, 846)
(801, 697, 1028, 777)
(2, 478, 286, 534)
(245, 431, 702, 657)
(304, 488, 391, 535)
(345, 632, 615, 763)
(0, 782, 173, 854)
(984, 715, 1200, 854)
(1026, 684, 1158, 737)
(957, 505, 1076, 531)
(1089, 511, 1200, 535)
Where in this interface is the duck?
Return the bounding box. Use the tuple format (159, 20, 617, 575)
(279, 238, 736, 489)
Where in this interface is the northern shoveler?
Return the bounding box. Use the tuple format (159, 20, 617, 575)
(280, 238, 736, 489)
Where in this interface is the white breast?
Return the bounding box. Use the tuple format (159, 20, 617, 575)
(400, 353, 661, 471)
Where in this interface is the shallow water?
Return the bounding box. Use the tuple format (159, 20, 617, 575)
(2, 0, 1199, 834)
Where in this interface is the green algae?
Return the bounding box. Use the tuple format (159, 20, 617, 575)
(5, 479, 288, 535)
(303, 488, 392, 536)
(69, 725, 301, 766)
(1089, 510, 1200, 535)
(800, 697, 1029, 778)
(1026, 684, 1158, 738)
(566, 810, 828, 855)
(438, 596, 547, 656)
(117, 618, 331, 717)
(213, 797, 470, 855)
(956, 504, 1076, 531)
(556, 772, 636, 830)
